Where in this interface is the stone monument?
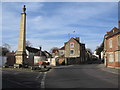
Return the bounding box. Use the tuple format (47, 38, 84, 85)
(15, 5, 27, 68)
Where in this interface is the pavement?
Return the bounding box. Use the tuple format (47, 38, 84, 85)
(97, 64, 119, 75)
(2, 64, 119, 89)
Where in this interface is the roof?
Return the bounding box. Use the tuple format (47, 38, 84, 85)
(105, 27, 120, 39)
(59, 46, 65, 50)
(73, 38, 80, 43)
(65, 37, 81, 45)
(6, 52, 15, 56)
(52, 49, 59, 53)
(44, 51, 52, 57)
(26, 46, 39, 53)
(35, 51, 46, 56)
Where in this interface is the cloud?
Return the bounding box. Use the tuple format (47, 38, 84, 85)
(2, 2, 118, 52)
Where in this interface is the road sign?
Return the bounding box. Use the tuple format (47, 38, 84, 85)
(38, 61, 43, 64)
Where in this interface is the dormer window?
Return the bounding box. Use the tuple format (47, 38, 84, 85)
(70, 42, 74, 47)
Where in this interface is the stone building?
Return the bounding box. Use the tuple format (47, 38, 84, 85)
(51, 48, 59, 58)
(104, 25, 120, 69)
(6, 52, 16, 66)
(64, 37, 86, 65)
(26, 46, 39, 66)
(58, 46, 65, 65)
(26, 46, 51, 66)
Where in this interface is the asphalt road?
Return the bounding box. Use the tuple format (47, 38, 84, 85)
(2, 64, 119, 89)
(2, 70, 43, 89)
(46, 64, 119, 88)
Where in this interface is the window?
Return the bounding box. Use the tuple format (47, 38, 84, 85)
(70, 42, 74, 47)
(115, 51, 120, 62)
(70, 50, 74, 55)
(109, 53, 114, 62)
(115, 52, 118, 62)
(109, 39, 112, 48)
(118, 36, 120, 46)
(60, 51, 64, 55)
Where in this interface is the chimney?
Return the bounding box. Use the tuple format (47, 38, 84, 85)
(39, 46, 42, 56)
(39, 46, 42, 51)
(75, 37, 80, 42)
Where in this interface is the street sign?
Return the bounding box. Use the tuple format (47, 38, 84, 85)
(38, 61, 43, 64)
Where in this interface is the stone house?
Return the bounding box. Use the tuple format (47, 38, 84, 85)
(51, 48, 59, 58)
(64, 37, 86, 65)
(104, 26, 120, 69)
(5, 52, 15, 66)
(26, 46, 52, 66)
(34, 47, 51, 65)
(50, 48, 59, 66)
(58, 46, 65, 65)
(3, 46, 51, 66)
(26, 46, 39, 66)
(85, 49, 93, 63)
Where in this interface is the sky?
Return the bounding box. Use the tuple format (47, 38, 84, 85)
(2, 2, 119, 52)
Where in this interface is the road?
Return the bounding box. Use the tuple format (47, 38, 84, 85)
(2, 64, 119, 89)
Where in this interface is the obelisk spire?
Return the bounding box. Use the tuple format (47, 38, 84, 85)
(15, 5, 27, 66)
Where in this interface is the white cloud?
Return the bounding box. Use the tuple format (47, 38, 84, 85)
(2, 2, 118, 52)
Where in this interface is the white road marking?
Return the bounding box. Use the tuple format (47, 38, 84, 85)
(36, 72, 42, 80)
(41, 72, 47, 88)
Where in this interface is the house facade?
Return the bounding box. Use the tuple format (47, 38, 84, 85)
(58, 46, 65, 65)
(51, 49, 59, 58)
(6, 52, 16, 66)
(64, 37, 86, 65)
(27, 47, 52, 66)
(26, 46, 39, 66)
(104, 27, 120, 69)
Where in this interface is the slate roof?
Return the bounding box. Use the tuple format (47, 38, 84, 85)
(26, 46, 39, 53)
(35, 51, 46, 57)
(106, 27, 120, 39)
(44, 51, 52, 57)
(52, 49, 59, 53)
(6, 52, 15, 56)
(59, 46, 65, 50)
(65, 37, 84, 45)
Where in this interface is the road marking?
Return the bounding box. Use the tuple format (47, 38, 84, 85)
(36, 72, 42, 80)
(41, 72, 47, 88)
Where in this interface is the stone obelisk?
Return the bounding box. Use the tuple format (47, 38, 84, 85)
(15, 5, 26, 67)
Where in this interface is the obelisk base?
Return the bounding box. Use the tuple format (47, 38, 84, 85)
(14, 51, 26, 68)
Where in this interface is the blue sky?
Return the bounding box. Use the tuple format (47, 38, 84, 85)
(2, 2, 118, 52)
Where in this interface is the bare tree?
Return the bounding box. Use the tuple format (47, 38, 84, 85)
(3, 43, 11, 50)
(50, 47, 59, 54)
(26, 40, 32, 47)
(1, 43, 11, 56)
(86, 48, 92, 54)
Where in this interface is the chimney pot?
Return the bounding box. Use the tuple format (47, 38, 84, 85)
(75, 37, 80, 42)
